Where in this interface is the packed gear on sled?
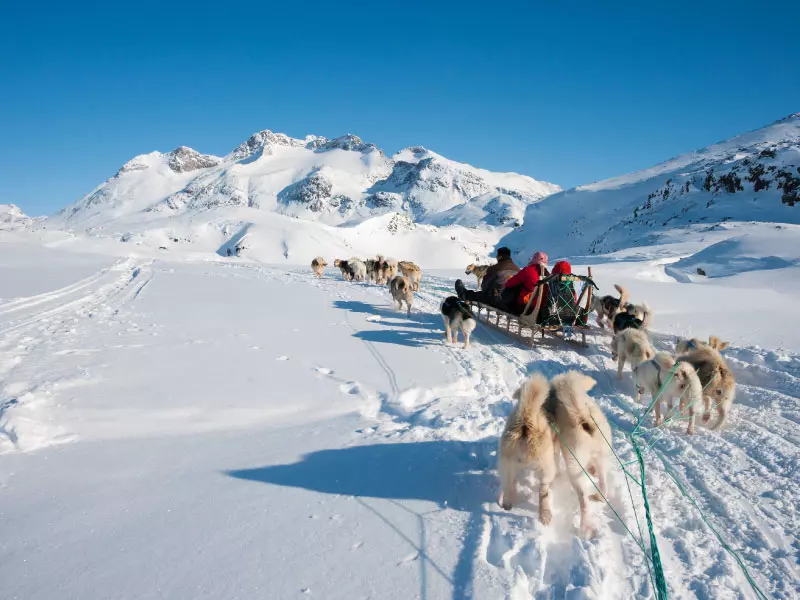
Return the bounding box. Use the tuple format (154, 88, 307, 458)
(466, 262, 598, 347)
(527, 265, 598, 330)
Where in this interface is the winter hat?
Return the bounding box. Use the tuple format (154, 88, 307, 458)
(529, 251, 548, 266)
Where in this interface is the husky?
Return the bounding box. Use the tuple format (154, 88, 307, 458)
(348, 257, 367, 282)
(634, 352, 703, 434)
(592, 284, 629, 329)
(389, 275, 414, 316)
(398, 261, 422, 291)
(310, 256, 327, 278)
(612, 302, 653, 334)
(498, 371, 611, 535)
(676, 335, 730, 354)
(677, 345, 736, 430)
(381, 258, 399, 284)
(440, 296, 476, 348)
(613, 328, 656, 379)
(333, 259, 354, 281)
(373, 255, 386, 284)
(465, 263, 490, 288)
(365, 259, 378, 282)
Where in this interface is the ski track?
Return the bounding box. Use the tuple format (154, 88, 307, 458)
(2, 260, 797, 598)
(0, 258, 153, 452)
(278, 265, 798, 600)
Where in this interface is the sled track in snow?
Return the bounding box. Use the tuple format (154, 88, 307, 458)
(0, 258, 154, 452)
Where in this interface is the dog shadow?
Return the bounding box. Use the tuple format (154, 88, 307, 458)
(333, 299, 447, 348)
(226, 440, 495, 512)
(229, 440, 513, 599)
(353, 328, 443, 348)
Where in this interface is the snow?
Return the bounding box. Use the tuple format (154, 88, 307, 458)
(2, 113, 800, 599)
(1, 232, 798, 599)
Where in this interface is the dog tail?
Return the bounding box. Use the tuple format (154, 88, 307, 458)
(614, 284, 629, 308)
(640, 302, 653, 329)
(509, 374, 551, 443)
(552, 371, 598, 434)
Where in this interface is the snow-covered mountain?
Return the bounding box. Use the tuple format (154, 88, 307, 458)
(503, 113, 800, 273)
(0, 204, 39, 231)
(45, 131, 558, 265)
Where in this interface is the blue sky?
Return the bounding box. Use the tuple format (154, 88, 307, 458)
(1, 0, 798, 216)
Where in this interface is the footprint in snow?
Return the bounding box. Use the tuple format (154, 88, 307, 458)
(276, 356, 289, 361)
(316, 367, 333, 375)
(398, 552, 420, 565)
(339, 382, 360, 395)
(365, 315, 382, 322)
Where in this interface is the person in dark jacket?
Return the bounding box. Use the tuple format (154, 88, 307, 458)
(455, 247, 520, 310)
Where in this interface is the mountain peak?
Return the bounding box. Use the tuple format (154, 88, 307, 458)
(0, 203, 36, 230)
(775, 112, 800, 124)
(229, 130, 307, 161)
(167, 146, 220, 173)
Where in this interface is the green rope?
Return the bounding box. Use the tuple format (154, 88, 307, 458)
(592, 416, 656, 590)
(629, 431, 670, 599)
(652, 450, 770, 600)
(550, 423, 650, 556)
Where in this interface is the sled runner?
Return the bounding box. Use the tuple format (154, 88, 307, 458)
(467, 266, 597, 347)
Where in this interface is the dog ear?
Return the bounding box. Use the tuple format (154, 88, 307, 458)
(709, 335, 720, 348)
(574, 373, 597, 392)
(718, 341, 730, 351)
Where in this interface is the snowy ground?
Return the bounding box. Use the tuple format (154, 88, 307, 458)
(0, 241, 798, 599)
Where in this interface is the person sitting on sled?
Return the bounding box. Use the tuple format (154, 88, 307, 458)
(454, 247, 520, 311)
(503, 251, 550, 316)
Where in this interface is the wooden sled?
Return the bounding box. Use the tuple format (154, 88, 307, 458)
(467, 266, 596, 347)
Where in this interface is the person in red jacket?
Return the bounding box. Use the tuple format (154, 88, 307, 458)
(504, 251, 549, 315)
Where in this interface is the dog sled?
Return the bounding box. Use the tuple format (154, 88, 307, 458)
(467, 266, 597, 347)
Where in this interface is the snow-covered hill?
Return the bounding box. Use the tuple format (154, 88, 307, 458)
(503, 113, 800, 271)
(0, 204, 39, 231)
(45, 132, 558, 265)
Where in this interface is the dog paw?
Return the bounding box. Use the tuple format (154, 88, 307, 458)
(588, 493, 603, 503)
(500, 501, 512, 511)
(539, 508, 552, 525)
(702, 413, 711, 423)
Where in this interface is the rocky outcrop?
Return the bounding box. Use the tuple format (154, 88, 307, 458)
(167, 147, 220, 173)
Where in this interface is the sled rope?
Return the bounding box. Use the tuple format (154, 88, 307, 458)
(620, 360, 768, 600)
(549, 423, 652, 556)
(653, 451, 770, 600)
(591, 415, 657, 591)
(628, 431, 669, 599)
